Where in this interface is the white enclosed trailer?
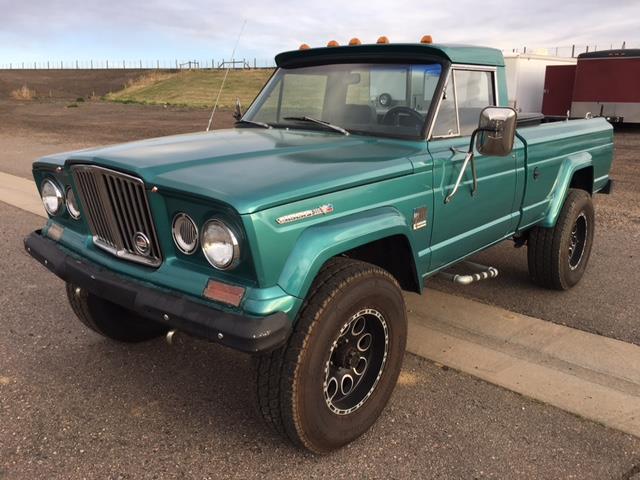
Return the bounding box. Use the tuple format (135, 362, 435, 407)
(504, 53, 576, 113)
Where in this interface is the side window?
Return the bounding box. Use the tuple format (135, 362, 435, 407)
(432, 78, 458, 137)
(455, 70, 495, 135)
(431, 69, 495, 138)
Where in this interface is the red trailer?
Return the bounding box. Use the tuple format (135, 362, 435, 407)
(542, 64, 577, 117)
(571, 49, 640, 123)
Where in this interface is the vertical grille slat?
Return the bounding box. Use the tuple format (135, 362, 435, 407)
(71, 165, 162, 267)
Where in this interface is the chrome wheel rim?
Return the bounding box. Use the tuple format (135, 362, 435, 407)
(568, 212, 588, 270)
(323, 308, 389, 415)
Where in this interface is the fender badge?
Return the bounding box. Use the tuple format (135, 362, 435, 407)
(276, 204, 334, 225)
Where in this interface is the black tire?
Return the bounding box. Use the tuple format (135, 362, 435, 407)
(255, 257, 407, 454)
(65, 283, 168, 342)
(527, 188, 595, 290)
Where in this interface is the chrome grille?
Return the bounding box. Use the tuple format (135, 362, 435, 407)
(71, 165, 162, 267)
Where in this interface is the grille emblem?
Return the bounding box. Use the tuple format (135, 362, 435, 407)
(133, 232, 151, 255)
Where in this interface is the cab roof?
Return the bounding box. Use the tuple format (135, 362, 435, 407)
(275, 43, 505, 68)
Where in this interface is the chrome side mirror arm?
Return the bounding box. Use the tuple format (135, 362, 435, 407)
(445, 129, 482, 204)
(445, 151, 475, 203)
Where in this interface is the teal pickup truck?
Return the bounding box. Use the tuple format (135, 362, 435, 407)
(25, 39, 614, 453)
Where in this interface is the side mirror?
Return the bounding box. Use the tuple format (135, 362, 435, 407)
(475, 106, 517, 156)
(233, 97, 243, 121)
(444, 106, 517, 204)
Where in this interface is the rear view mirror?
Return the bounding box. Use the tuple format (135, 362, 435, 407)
(475, 107, 517, 156)
(233, 97, 243, 121)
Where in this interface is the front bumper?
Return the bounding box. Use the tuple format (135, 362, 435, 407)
(24, 230, 292, 353)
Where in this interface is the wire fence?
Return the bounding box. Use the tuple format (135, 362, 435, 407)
(1, 42, 636, 69)
(506, 41, 633, 58)
(0, 58, 277, 70)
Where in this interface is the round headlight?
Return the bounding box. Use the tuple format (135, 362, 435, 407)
(66, 187, 81, 219)
(172, 213, 198, 254)
(41, 179, 64, 216)
(201, 220, 239, 270)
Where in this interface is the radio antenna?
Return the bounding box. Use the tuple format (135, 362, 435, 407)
(206, 19, 247, 132)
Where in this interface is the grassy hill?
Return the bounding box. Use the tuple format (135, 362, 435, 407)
(105, 69, 274, 109)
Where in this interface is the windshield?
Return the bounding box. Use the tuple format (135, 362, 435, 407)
(243, 63, 443, 139)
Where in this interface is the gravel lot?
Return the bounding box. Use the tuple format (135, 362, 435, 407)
(1, 96, 640, 478)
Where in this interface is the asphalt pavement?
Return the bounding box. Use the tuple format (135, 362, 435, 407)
(2, 201, 640, 479)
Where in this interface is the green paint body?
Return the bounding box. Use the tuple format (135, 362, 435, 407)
(32, 44, 614, 325)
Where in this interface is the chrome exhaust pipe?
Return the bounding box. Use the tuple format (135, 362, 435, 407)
(165, 329, 178, 345)
(438, 261, 499, 285)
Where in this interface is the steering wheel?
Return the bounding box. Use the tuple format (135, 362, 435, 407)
(381, 106, 425, 129)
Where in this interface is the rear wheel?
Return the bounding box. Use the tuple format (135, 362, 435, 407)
(527, 188, 595, 290)
(255, 258, 407, 453)
(66, 283, 168, 342)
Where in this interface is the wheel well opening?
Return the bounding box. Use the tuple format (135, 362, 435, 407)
(342, 235, 420, 293)
(570, 167, 594, 194)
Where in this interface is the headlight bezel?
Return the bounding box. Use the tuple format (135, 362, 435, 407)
(65, 186, 81, 220)
(40, 179, 64, 216)
(172, 213, 199, 255)
(200, 219, 240, 270)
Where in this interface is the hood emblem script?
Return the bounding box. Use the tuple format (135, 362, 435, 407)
(276, 204, 334, 225)
(133, 232, 151, 255)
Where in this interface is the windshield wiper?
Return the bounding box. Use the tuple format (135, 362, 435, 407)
(235, 119, 272, 129)
(283, 116, 349, 135)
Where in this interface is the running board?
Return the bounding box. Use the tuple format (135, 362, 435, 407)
(437, 261, 499, 285)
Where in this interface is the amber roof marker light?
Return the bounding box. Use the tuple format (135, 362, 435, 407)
(420, 35, 433, 44)
(348, 38, 362, 46)
(327, 40, 340, 47)
(376, 36, 390, 44)
(299, 43, 310, 50)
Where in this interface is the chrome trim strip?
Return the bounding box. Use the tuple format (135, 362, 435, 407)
(429, 65, 499, 140)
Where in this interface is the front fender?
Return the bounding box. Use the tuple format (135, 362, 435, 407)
(541, 152, 592, 228)
(277, 206, 416, 299)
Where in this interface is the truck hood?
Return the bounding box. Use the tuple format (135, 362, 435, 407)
(47, 128, 420, 214)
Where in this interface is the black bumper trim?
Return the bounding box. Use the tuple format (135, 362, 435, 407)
(24, 230, 292, 354)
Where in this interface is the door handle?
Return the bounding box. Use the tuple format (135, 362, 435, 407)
(533, 167, 541, 179)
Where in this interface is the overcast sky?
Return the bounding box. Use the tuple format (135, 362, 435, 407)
(0, 0, 638, 66)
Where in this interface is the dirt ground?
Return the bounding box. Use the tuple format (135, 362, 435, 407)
(0, 69, 161, 100)
(1, 97, 640, 478)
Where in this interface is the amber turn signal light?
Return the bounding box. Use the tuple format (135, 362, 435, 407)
(327, 40, 340, 47)
(376, 36, 390, 44)
(203, 279, 245, 307)
(348, 37, 361, 46)
(420, 35, 433, 44)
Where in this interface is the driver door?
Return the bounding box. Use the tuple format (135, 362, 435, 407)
(427, 67, 521, 271)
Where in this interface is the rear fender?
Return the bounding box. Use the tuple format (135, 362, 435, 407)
(541, 152, 593, 228)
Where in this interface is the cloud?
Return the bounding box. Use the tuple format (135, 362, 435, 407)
(0, 0, 637, 63)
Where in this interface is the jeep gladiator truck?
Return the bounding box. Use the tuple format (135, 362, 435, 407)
(25, 40, 614, 453)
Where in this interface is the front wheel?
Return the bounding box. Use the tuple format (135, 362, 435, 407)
(527, 188, 595, 290)
(66, 283, 168, 342)
(255, 258, 407, 454)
